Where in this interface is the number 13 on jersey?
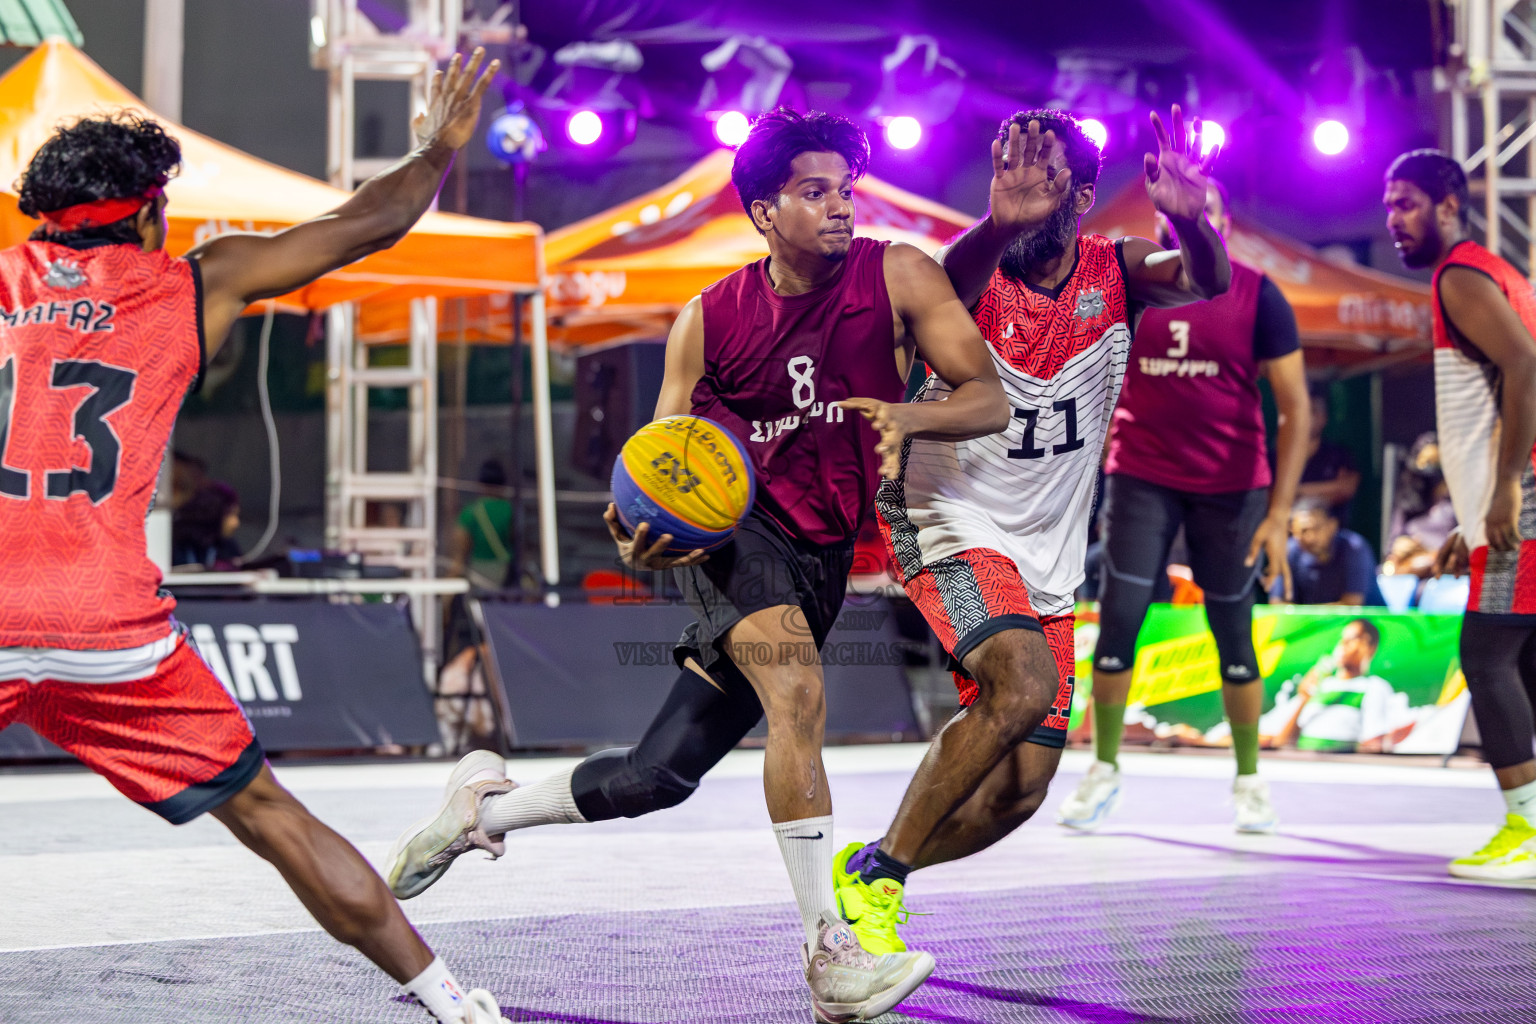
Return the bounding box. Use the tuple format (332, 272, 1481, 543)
(0, 355, 137, 503)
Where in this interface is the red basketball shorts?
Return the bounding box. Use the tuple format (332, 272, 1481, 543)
(901, 547, 1075, 748)
(0, 636, 264, 823)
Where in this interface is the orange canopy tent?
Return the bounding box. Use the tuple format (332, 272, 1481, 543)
(0, 40, 543, 313)
(1083, 179, 1431, 375)
(358, 148, 975, 346)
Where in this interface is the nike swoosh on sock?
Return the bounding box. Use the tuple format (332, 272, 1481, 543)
(786, 831, 824, 840)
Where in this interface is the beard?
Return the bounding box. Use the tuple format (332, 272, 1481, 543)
(999, 199, 1078, 280)
(1399, 221, 1443, 269)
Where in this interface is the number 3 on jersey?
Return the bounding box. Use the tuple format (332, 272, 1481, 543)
(0, 356, 137, 503)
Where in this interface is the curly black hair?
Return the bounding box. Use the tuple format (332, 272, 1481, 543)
(999, 109, 1102, 190)
(731, 108, 869, 233)
(1386, 149, 1470, 227)
(17, 112, 180, 247)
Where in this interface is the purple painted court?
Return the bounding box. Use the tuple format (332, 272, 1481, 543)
(2, 746, 1533, 1023)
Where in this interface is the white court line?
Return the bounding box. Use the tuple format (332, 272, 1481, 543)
(0, 744, 1493, 805)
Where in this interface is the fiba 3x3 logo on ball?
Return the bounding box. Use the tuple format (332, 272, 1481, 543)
(611, 415, 757, 554)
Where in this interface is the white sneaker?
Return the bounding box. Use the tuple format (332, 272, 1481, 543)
(462, 989, 511, 1024)
(387, 750, 515, 899)
(802, 911, 934, 1023)
(1056, 760, 1121, 831)
(1233, 775, 1279, 834)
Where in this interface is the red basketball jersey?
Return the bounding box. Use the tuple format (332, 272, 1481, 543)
(0, 241, 202, 649)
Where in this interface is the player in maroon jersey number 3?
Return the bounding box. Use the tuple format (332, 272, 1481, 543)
(0, 52, 514, 1024)
(388, 109, 1009, 1021)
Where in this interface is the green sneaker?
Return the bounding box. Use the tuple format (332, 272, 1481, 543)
(1449, 814, 1536, 881)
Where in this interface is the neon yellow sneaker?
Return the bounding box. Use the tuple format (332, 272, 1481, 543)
(1449, 814, 1536, 881)
(830, 844, 910, 956)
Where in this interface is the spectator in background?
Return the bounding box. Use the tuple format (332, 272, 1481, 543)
(169, 450, 207, 512)
(452, 459, 513, 588)
(1275, 498, 1384, 606)
(171, 481, 242, 569)
(1296, 390, 1360, 522)
(1389, 432, 1457, 554)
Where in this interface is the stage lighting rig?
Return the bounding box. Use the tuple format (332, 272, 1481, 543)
(534, 39, 646, 155)
(698, 35, 792, 118)
(867, 35, 964, 151)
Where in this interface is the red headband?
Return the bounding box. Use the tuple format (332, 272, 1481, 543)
(39, 186, 164, 232)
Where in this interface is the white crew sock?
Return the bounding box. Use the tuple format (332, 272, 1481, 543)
(772, 814, 837, 946)
(480, 767, 587, 835)
(1503, 779, 1536, 822)
(404, 957, 468, 1023)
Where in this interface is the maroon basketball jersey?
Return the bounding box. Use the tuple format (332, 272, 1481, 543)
(696, 237, 904, 545)
(1106, 261, 1268, 493)
(0, 241, 201, 649)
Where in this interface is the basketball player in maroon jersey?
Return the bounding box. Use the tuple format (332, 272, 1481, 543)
(1065, 178, 1311, 835)
(835, 108, 1230, 955)
(389, 108, 1007, 1022)
(1386, 149, 1536, 879)
(0, 52, 512, 1023)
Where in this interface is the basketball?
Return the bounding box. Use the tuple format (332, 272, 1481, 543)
(611, 415, 756, 554)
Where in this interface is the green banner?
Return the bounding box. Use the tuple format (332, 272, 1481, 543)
(1071, 605, 1469, 755)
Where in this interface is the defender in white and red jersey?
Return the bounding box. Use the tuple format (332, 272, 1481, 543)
(1388, 149, 1536, 881)
(834, 108, 1230, 955)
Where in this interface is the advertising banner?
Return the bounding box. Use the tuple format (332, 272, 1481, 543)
(1071, 605, 1469, 755)
(0, 599, 439, 760)
(479, 595, 920, 748)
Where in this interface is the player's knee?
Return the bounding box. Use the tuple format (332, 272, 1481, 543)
(760, 669, 826, 738)
(972, 669, 1053, 742)
(577, 748, 699, 819)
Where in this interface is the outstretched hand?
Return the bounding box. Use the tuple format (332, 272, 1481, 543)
(987, 120, 1076, 234)
(414, 48, 500, 152)
(840, 397, 917, 480)
(1144, 104, 1219, 221)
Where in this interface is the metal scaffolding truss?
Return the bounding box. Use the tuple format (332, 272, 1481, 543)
(1443, 0, 1536, 273)
(310, 1, 458, 674)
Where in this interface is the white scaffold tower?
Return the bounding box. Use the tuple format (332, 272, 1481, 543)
(310, 1, 459, 676)
(1441, 0, 1536, 274)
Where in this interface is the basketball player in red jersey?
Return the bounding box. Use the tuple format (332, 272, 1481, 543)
(0, 52, 513, 1024)
(1387, 150, 1536, 880)
(835, 108, 1229, 955)
(1065, 178, 1310, 835)
(389, 108, 1008, 1022)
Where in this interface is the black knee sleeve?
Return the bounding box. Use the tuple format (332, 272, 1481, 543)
(1205, 592, 1260, 684)
(571, 748, 698, 820)
(569, 665, 763, 822)
(1461, 616, 1536, 770)
(1093, 555, 1153, 674)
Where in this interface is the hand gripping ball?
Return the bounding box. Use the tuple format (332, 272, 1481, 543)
(611, 415, 756, 555)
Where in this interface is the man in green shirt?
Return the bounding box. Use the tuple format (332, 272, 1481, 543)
(452, 459, 513, 588)
(1264, 618, 1411, 753)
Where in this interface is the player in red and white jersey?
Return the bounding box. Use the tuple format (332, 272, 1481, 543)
(834, 108, 1229, 953)
(0, 53, 514, 1023)
(1387, 149, 1536, 881)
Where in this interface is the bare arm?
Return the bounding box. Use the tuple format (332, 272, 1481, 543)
(1440, 265, 1536, 551)
(1120, 224, 1230, 310)
(843, 245, 1008, 478)
(1296, 470, 1360, 506)
(1248, 349, 1310, 599)
(603, 296, 709, 571)
(190, 51, 497, 354)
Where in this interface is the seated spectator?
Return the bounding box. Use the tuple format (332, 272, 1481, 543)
(1388, 432, 1457, 553)
(1381, 534, 1435, 580)
(452, 459, 513, 588)
(1296, 390, 1359, 522)
(171, 481, 242, 569)
(1272, 498, 1384, 606)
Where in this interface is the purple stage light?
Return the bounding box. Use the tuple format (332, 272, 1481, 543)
(884, 116, 923, 150)
(1080, 118, 1109, 152)
(1199, 121, 1225, 157)
(567, 110, 603, 147)
(713, 111, 750, 148)
(1313, 119, 1349, 156)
